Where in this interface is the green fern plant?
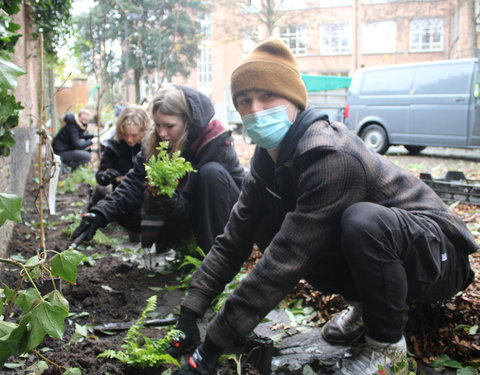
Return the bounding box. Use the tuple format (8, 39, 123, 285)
(97, 295, 181, 370)
(144, 141, 196, 198)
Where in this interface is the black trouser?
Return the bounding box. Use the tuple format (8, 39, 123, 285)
(114, 161, 240, 253)
(337, 202, 474, 343)
(57, 150, 91, 170)
(191, 161, 241, 252)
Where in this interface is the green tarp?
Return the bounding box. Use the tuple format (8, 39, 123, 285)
(301, 74, 352, 92)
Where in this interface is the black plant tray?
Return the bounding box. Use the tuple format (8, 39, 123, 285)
(420, 170, 480, 205)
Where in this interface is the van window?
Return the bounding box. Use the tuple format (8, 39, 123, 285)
(414, 63, 471, 94)
(361, 67, 414, 95)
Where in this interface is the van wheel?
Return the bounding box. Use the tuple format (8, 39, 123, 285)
(361, 125, 389, 154)
(404, 145, 426, 155)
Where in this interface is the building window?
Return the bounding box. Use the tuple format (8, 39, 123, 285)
(243, 27, 260, 55)
(410, 18, 444, 52)
(476, 0, 480, 32)
(320, 23, 351, 55)
(319, 0, 352, 7)
(362, 21, 396, 54)
(279, 0, 307, 10)
(197, 16, 212, 96)
(362, 0, 394, 4)
(244, 0, 260, 13)
(279, 25, 307, 55)
(246, 0, 306, 11)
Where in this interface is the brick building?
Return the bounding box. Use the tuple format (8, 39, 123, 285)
(161, 0, 479, 123)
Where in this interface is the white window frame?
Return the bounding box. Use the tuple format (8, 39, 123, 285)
(476, 0, 480, 32)
(242, 27, 260, 55)
(197, 16, 212, 96)
(319, 0, 352, 7)
(279, 25, 307, 56)
(320, 23, 351, 56)
(362, 0, 394, 4)
(279, 0, 307, 10)
(362, 21, 396, 54)
(410, 18, 444, 52)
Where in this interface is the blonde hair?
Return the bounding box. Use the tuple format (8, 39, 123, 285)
(115, 105, 150, 142)
(78, 108, 91, 118)
(146, 86, 193, 160)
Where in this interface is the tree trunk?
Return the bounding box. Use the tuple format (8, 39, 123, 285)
(134, 68, 142, 104)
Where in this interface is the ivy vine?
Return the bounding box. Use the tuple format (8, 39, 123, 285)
(26, 0, 73, 57)
(0, 0, 24, 157)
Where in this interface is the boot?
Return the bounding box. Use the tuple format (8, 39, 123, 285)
(321, 303, 366, 344)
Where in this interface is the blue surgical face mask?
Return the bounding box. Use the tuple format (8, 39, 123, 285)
(241, 104, 293, 150)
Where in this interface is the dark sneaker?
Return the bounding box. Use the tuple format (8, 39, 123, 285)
(321, 303, 367, 344)
(339, 335, 407, 375)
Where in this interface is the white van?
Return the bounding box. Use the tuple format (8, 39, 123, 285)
(344, 58, 480, 154)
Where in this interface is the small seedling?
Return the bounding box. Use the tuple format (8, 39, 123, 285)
(98, 295, 181, 370)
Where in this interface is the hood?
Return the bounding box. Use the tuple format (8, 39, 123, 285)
(276, 107, 329, 165)
(176, 85, 215, 145)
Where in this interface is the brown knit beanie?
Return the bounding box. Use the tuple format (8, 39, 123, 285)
(231, 37, 307, 110)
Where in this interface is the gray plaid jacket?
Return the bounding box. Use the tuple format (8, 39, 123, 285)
(182, 110, 477, 349)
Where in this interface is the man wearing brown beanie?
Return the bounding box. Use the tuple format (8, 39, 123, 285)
(172, 38, 476, 375)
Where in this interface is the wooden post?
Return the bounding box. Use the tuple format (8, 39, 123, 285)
(38, 34, 46, 255)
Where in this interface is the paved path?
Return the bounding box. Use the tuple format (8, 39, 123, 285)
(251, 309, 455, 374)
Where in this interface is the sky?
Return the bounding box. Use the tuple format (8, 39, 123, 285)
(72, 0, 95, 16)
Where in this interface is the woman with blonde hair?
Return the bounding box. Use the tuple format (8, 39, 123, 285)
(89, 105, 150, 222)
(73, 85, 245, 253)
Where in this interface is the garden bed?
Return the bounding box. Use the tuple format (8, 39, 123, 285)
(1, 147, 480, 374)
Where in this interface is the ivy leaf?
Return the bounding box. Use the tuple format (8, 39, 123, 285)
(0, 56, 25, 90)
(0, 193, 22, 226)
(26, 292, 69, 351)
(64, 368, 82, 375)
(50, 249, 85, 284)
(0, 319, 28, 367)
(0, 321, 16, 338)
(14, 288, 39, 312)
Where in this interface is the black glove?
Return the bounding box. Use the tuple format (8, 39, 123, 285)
(71, 212, 106, 245)
(167, 307, 201, 357)
(82, 133, 95, 139)
(175, 336, 223, 375)
(144, 190, 179, 215)
(97, 168, 121, 185)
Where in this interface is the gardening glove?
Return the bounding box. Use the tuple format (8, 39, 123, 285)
(175, 335, 223, 375)
(71, 211, 106, 245)
(146, 190, 180, 215)
(81, 132, 95, 139)
(167, 306, 201, 357)
(141, 190, 166, 248)
(97, 168, 121, 185)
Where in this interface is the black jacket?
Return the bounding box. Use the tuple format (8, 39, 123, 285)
(92, 85, 245, 222)
(52, 114, 93, 153)
(96, 138, 141, 189)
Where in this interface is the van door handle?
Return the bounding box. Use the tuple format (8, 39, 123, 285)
(453, 98, 465, 103)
